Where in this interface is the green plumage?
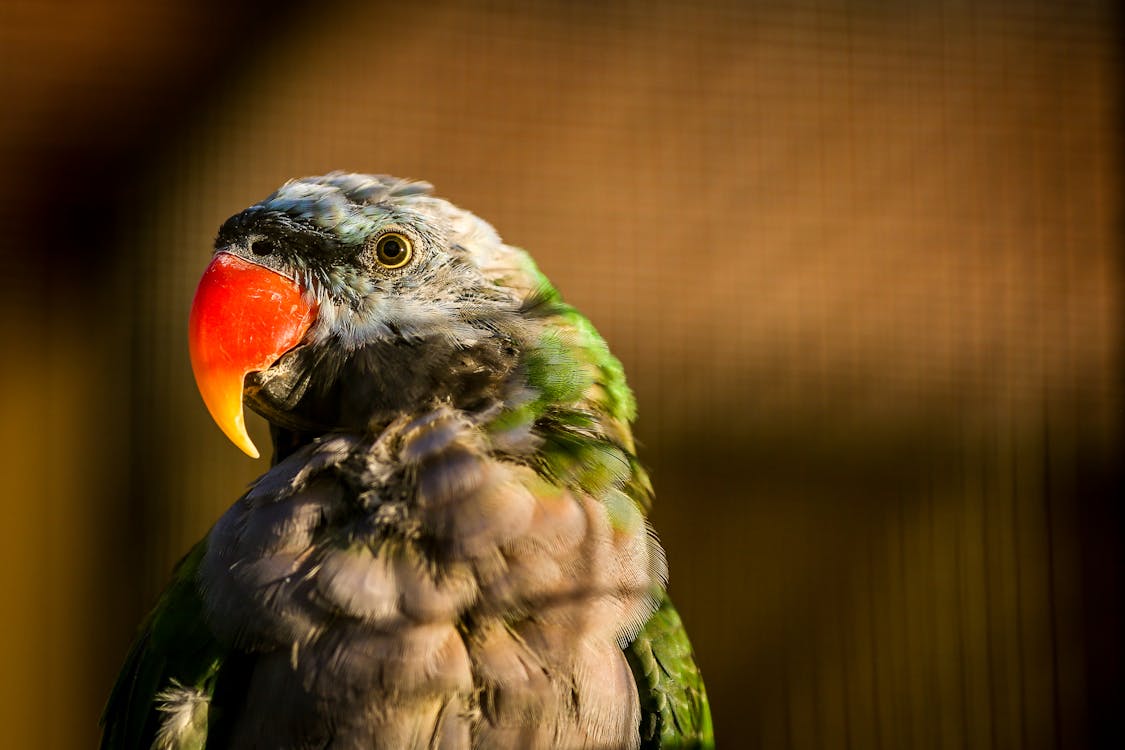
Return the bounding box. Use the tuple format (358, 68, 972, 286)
(626, 597, 715, 749)
(101, 543, 222, 750)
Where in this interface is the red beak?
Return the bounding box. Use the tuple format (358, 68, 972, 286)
(188, 252, 317, 458)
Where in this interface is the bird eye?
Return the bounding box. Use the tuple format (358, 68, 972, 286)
(250, 239, 278, 256)
(374, 232, 413, 269)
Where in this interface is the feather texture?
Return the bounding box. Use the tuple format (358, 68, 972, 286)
(195, 410, 665, 748)
(101, 174, 711, 749)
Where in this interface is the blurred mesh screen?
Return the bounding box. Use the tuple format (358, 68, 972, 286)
(0, 0, 1120, 747)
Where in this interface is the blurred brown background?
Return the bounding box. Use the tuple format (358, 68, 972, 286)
(0, 0, 1120, 747)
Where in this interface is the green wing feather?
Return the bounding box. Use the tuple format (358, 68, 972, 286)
(516, 294, 713, 747)
(101, 539, 225, 750)
(626, 596, 714, 749)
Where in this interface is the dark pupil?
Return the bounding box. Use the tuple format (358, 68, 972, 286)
(382, 239, 401, 258)
(250, 240, 276, 256)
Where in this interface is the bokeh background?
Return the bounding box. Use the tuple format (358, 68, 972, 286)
(1, 0, 1120, 747)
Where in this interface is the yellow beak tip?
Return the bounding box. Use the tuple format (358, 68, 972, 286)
(235, 437, 261, 460)
(224, 414, 261, 459)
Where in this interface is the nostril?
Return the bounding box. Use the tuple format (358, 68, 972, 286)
(250, 239, 278, 256)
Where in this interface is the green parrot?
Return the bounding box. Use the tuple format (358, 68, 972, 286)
(101, 173, 713, 749)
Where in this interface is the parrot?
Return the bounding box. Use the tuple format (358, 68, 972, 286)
(100, 173, 713, 750)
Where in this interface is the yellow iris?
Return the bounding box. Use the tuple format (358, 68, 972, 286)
(374, 232, 413, 269)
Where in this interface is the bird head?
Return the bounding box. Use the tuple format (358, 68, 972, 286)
(189, 173, 543, 458)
